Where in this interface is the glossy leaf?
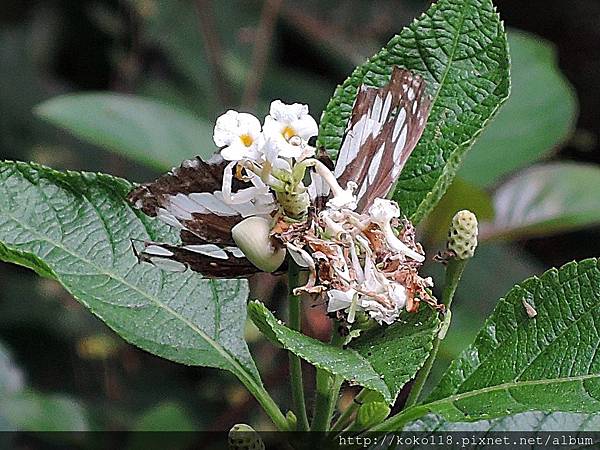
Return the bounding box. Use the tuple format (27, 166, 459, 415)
(460, 30, 578, 187)
(0, 162, 261, 393)
(481, 163, 600, 240)
(35, 94, 214, 170)
(248, 301, 440, 404)
(427, 258, 600, 420)
(317, 0, 510, 223)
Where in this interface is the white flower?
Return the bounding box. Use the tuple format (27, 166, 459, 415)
(263, 100, 318, 159)
(310, 160, 357, 211)
(213, 110, 262, 162)
(361, 257, 395, 305)
(258, 136, 292, 172)
(286, 242, 314, 269)
(220, 161, 276, 217)
(319, 210, 346, 238)
(360, 257, 406, 325)
(368, 197, 400, 224)
(327, 288, 357, 313)
(368, 198, 424, 262)
(326, 181, 357, 210)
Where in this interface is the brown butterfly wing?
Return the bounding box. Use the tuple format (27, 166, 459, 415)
(128, 154, 260, 277)
(333, 67, 432, 213)
(132, 239, 261, 278)
(128, 154, 244, 245)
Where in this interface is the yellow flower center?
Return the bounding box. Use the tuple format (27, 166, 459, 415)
(240, 134, 254, 147)
(282, 126, 297, 141)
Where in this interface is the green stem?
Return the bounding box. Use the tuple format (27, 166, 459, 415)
(331, 388, 370, 431)
(311, 321, 345, 431)
(404, 258, 467, 409)
(368, 404, 430, 432)
(288, 262, 310, 431)
(240, 375, 290, 431)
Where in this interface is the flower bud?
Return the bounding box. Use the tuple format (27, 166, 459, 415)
(447, 210, 478, 259)
(232, 217, 286, 272)
(355, 401, 391, 430)
(285, 410, 297, 430)
(228, 423, 265, 450)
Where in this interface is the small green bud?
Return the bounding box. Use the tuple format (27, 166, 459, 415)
(228, 424, 265, 450)
(232, 217, 286, 273)
(355, 401, 391, 429)
(447, 210, 478, 259)
(285, 410, 297, 430)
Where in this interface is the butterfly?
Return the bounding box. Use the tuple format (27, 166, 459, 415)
(127, 66, 432, 278)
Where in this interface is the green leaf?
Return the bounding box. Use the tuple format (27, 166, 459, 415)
(428, 257, 600, 420)
(350, 308, 440, 404)
(405, 411, 600, 432)
(128, 403, 197, 450)
(133, 402, 196, 431)
(249, 301, 391, 402)
(432, 243, 545, 382)
(35, 94, 214, 170)
(374, 258, 600, 431)
(0, 391, 88, 431)
(481, 163, 600, 241)
(248, 300, 439, 404)
(317, 0, 510, 223)
(0, 161, 261, 392)
(460, 30, 578, 187)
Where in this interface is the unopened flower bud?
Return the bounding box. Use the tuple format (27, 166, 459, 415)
(232, 217, 286, 272)
(285, 410, 297, 430)
(447, 210, 478, 259)
(228, 423, 265, 450)
(355, 401, 391, 430)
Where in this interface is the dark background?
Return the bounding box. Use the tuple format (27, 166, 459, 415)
(0, 0, 598, 431)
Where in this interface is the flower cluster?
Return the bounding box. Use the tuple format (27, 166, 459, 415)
(212, 101, 319, 218)
(213, 100, 435, 326)
(276, 198, 436, 325)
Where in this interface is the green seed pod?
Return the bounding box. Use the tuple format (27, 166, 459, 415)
(355, 401, 391, 430)
(447, 210, 478, 260)
(228, 424, 265, 450)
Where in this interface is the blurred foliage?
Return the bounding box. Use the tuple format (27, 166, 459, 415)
(36, 93, 215, 169)
(459, 30, 578, 188)
(0, 0, 598, 432)
(0, 343, 88, 431)
(482, 162, 600, 240)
